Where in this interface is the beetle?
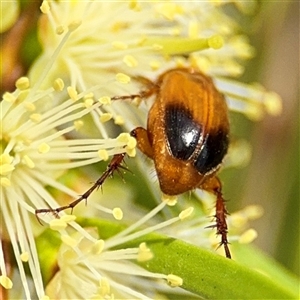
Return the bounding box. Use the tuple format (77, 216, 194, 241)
(131, 68, 231, 258)
(36, 67, 231, 258)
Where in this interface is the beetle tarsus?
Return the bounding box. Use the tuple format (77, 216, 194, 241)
(215, 191, 231, 259)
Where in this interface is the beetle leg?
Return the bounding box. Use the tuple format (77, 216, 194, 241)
(199, 176, 231, 259)
(35, 153, 126, 221)
(111, 76, 158, 102)
(130, 127, 154, 159)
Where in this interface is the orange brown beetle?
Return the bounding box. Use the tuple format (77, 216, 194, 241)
(131, 68, 231, 258)
(36, 67, 231, 258)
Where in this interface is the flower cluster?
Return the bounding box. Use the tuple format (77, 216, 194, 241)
(1, 1, 281, 299)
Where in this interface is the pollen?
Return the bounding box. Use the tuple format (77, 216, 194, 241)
(38, 142, 50, 154)
(0, 275, 13, 289)
(50, 219, 68, 231)
(239, 229, 258, 244)
(15, 77, 30, 90)
(264, 91, 282, 116)
(61, 214, 76, 223)
(123, 55, 138, 67)
(91, 239, 105, 255)
(53, 78, 64, 91)
(98, 149, 109, 161)
(0, 164, 15, 175)
(112, 207, 123, 220)
(3, 92, 16, 103)
(117, 132, 131, 143)
(115, 73, 131, 84)
(40, 0, 50, 14)
(56, 25, 65, 35)
(126, 147, 136, 157)
(20, 251, 29, 262)
(99, 277, 110, 296)
(208, 35, 224, 49)
(156, 3, 183, 21)
(167, 274, 183, 287)
(152, 43, 163, 51)
(114, 115, 125, 125)
(100, 113, 112, 123)
(126, 136, 137, 149)
(162, 194, 177, 206)
(1, 178, 11, 187)
(0, 154, 13, 164)
(98, 96, 111, 105)
(67, 86, 78, 101)
(68, 20, 82, 32)
(149, 60, 161, 70)
(84, 98, 94, 108)
(22, 155, 35, 168)
(244, 205, 264, 220)
(74, 120, 84, 130)
(179, 207, 194, 220)
(245, 104, 264, 121)
(137, 242, 153, 262)
(24, 102, 36, 112)
(30, 113, 42, 123)
(111, 41, 128, 50)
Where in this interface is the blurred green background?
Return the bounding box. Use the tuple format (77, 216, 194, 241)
(222, 1, 299, 276)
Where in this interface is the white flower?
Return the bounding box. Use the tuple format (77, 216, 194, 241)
(0, 75, 135, 298)
(45, 201, 193, 299)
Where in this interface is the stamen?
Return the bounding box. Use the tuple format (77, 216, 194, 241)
(30, 113, 42, 123)
(38, 143, 50, 154)
(123, 55, 138, 67)
(16, 77, 30, 90)
(98, 149, 109, 161)
(111, 41, 128, 50)
(100, 113, 112, 123)
(53, 78, 64, 91)
(50, 219, 68, 231)
(67, 86, 78, 101)
(137, 242, 153, 262)
(40, 0, 50, 14)
(238, 229, 258, 244)
(3, 92, 16, 103)
(68, 20, 82, 32)
(162, 194, 178, 206)
(179, 207, 194, 220)
(1, 178, 11, 187)
(91, 240, 105, 255)
(22, 155, 35, 168)
(115, 73, 131, 84)
(98, 96, 111, 105)
(61, 235, 78, 247)
(0, 275, 13, 289)
(167, 274, 183, 287)
(112, 207, 123, 220)
(74, 120, 84, 130)
(20, 252, 29, 262)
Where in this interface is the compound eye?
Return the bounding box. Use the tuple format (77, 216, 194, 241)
(194, 129, 229, 174)
(165, 104, 201, 160)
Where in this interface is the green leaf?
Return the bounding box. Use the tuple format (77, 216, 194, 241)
(77, 217, 299, 299)
(36, 218, 298, 299)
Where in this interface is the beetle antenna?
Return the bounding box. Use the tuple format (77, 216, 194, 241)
(35, 153, 127, 221)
